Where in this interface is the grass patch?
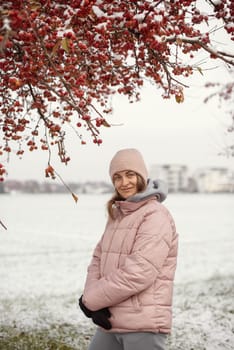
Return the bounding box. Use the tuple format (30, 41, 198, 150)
(0, 325, 94, 350)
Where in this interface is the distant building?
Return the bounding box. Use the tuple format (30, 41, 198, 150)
(4, 180, 23, 193)
(78, 181, 113, 194)
(149, 164, 189, 192)
(193, 167, 234, 193)
(187, 177, 199, 193)
(22, 180, 40, 193)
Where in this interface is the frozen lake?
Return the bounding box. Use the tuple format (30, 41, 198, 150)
(1, 192, 233, 300)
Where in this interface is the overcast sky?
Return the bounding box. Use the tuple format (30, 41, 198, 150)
(5, 61, 233, 184)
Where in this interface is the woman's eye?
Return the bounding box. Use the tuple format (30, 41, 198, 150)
(127, 172, 135, 177)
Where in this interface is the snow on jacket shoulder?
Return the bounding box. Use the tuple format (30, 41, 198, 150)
(83, 197, 178, 333)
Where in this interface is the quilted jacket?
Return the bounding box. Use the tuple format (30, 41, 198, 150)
(82, 182, 178, 333)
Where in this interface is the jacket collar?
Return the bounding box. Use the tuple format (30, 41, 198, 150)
(114, 197, 155, 216)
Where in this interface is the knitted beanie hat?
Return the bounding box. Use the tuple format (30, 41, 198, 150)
(109, 148, 148, 185)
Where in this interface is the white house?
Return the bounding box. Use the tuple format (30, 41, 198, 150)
(193, 167, 234, 193)
(149, 164, 189, 192)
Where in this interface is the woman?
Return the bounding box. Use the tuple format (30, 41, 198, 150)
(79, 148, 178, 350)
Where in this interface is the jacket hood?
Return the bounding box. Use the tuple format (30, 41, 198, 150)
(127, 179, 168, 203)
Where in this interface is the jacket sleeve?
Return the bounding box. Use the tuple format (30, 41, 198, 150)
(83, 238, 102, 292)
(83, 210, 175, 311)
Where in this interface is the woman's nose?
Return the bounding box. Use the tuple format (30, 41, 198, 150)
(121, 176, 129, 185)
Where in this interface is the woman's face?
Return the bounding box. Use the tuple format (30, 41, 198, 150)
(113, 170, 138, 199)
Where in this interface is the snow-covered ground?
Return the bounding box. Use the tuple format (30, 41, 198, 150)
(0, 193, 234, 348)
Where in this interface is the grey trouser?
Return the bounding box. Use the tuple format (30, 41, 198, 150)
(88, 328, 167, 350)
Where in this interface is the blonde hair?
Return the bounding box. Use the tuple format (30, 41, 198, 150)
(106, 174, 146, 220)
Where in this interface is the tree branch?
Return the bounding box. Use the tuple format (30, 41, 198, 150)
(164, 35, 234, 66)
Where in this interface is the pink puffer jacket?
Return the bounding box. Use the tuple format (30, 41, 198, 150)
(83, 197, 178, 333)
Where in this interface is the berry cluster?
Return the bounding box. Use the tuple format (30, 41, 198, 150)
(0, 0, 233, 179)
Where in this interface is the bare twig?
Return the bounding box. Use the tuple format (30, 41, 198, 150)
(0, 219, 7, 230)
(53, 169, 78, 203)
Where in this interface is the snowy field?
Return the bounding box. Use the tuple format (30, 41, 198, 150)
(0, 193, 234, 349)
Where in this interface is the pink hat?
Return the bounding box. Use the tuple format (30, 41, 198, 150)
(109, 148, 148, 185)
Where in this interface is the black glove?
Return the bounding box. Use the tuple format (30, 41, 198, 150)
(79, 296, 92, 318)
(92, 308, 112, 330)
(79, 295, 112, 330)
